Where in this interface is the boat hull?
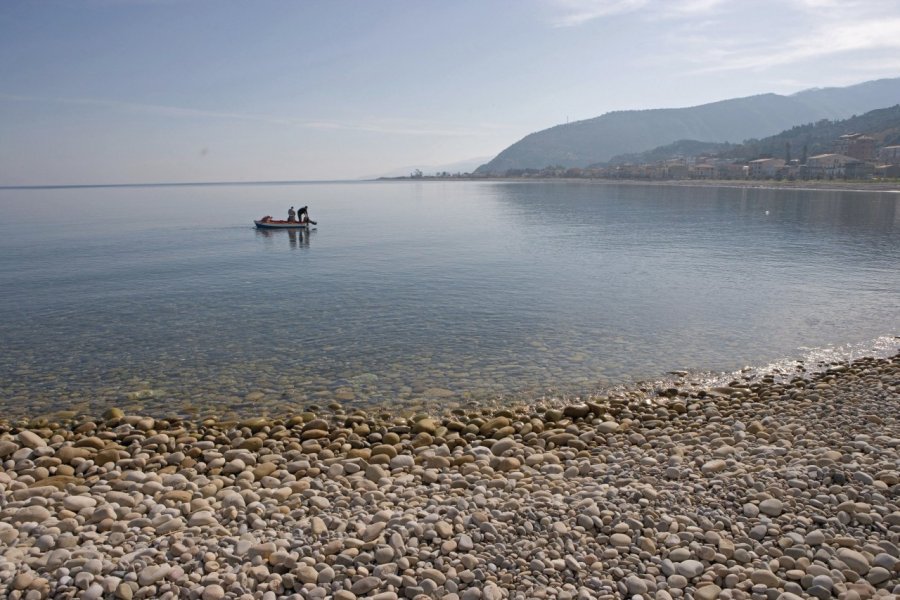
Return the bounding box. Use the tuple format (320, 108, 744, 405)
(254, 220, 311, 229)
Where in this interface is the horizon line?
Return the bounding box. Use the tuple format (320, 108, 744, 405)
(0, 178, 377, 191)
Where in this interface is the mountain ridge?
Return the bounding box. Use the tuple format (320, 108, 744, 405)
(475, 77, 900, 174)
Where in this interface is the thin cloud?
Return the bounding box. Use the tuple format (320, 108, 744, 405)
(690, 17, 900, 73)
(792, 0, 841, 7)
(546, 0, 722, 26)
(0, 93, 485, 137)
(548, 0, 648, 27)
(659, 0, 723, 15)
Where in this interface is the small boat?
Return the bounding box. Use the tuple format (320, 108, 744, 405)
(254, 216, 316, 229)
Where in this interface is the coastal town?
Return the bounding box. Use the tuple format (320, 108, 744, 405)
(411, 134, 900, 183)
(585, 134, 900, 183)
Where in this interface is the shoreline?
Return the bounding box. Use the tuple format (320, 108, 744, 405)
(383, 177, 900, 194)
(1, 353, 898, 599)
(5, 337, 898, 426)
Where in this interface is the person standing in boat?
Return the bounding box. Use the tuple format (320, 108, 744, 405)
(297, 206, 309, 223)
(287, 206, 297, 222)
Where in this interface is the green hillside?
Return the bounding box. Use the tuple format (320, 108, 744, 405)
(727, 104, 900, 160)
(601, 140, 732, 166)
(601, 104, 900, 165)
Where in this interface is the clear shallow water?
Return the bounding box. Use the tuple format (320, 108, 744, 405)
(1, 181, 898, 420)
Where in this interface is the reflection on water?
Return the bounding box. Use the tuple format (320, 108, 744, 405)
(493, 182, 899, 233)
(255, 227, 314, 248)
(0, 181, 897, 420)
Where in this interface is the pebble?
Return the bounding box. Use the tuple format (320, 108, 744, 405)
(676, 560, 704, 579)
(63, 496, 97, 512)
(295, 566, 318, 585)
(750, 569, 780, 587)
(759, 498, 784, 516)
(11, 506, 51, 524)
(837, 548, 871, 575)
(201, 584, 226, 600)
(188, 511, 217, 526)
(138, 565, 170, 587)
(18, 430, 46, 448)
(351, 576, 381, 595)
(700, 459, 726, 474)
(694, 585, 721, 600)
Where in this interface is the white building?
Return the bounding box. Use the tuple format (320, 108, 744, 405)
(748, 158, 785, 179)
(805, 154, 873, 179)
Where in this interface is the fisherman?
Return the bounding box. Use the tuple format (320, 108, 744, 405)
(297, 206, 309, 223)
(287, 206, 297, 222)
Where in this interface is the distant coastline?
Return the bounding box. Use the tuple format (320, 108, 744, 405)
(378, 175, 900, 193)
(0, 179, 361, 191)
(3, 177, 898, 194)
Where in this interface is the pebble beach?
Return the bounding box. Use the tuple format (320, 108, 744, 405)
(1, 353, 898, 600)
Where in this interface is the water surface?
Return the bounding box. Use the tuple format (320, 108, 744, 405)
(1, 181, 897, 419)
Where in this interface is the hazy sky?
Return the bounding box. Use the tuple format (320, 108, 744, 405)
(2, 0, 900, 184)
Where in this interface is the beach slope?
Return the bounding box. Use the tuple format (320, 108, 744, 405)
(1, 354, 898, 599)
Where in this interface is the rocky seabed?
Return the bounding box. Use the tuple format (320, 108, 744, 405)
(0, 355, 898, 600)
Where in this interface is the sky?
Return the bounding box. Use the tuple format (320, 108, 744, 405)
(2, 0, 900, 185)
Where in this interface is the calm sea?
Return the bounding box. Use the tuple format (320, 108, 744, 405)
(1, 181, 898, 420)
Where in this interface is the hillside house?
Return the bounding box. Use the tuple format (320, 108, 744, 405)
(664, 160, 689, 179)
(878, 145, 900, 165)
(714, 162, 745, 179)
(690, 163, 715, 179)
(833, 133, 876, 161)
(875, 164, 900, 178)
